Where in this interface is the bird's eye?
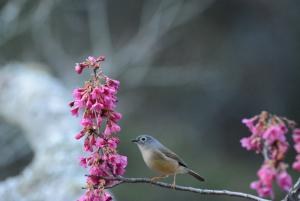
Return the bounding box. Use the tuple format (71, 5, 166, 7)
(141, 137, 146, 142)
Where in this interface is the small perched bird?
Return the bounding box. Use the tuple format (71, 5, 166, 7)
(132, 135, 205, 187)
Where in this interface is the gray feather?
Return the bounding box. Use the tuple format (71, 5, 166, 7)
(158, 146, 188, 167)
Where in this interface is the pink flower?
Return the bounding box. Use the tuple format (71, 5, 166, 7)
(96, 55, 105, 62)
(87, 56, 99, 68)
(73, 88, 83, 99)
(110, 112, 122, 122)
(81, 117, 93, 127)
(241, 112, 299, 199)
(79, 157, 87, 168)
(293, 134, 300, 143)
(294, 144, 300, 153)
(71, 56, 125, 199)
(293, 128, 300, 136)
(108, 79, 120, 90)
(240, 137, 261, 152)
(84, 138, 93, 152)
(75, 131, 85, 140)
(108, 154, 127, 175)
(276, 171, 292, 191)
(91, 87, 103, 100)
(110, 121, 121, 133)
(108, 138, 119, 149)
(96, 116, 102, 127)
(242, 116, 258, 130)
(85, 98, 93, 109)
(75, 99, 86, 108)
(90, 135, 96, 146)
(71, 107, 79, 116)
(257, 165, 276, 187)
(95, 137, 105, 148)
(292, 155, 300, 172)
(250, 181, 273, 198)
(91, 102, 103, 112)
(240, 137, 252, 150)
(262, 125, 285, 144)
(75, 63, 83, 74)
(74, 63, 88, 74)
(103, 125, 111, 135)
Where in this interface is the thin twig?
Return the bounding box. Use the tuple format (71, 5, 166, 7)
(282, 177, 300, 201)
(85, 175, 270, 201)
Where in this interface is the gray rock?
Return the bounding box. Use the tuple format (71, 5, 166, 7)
(0, 63, 93, 201)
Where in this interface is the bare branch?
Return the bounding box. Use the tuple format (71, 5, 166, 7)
(85, 175, 270, 201)
(282, 177, 300, 201)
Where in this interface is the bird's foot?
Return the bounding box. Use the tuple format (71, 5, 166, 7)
(170, 182, 176, 189)
(150, 175, 168, 183)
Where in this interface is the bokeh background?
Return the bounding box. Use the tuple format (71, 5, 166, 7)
(0, 0, 300, 200)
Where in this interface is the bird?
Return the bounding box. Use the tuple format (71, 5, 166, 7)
(131, 135, 205, 187)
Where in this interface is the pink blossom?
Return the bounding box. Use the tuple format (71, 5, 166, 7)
(96, 116, 102, 127)
(74, 99, 86, 108)
(110, 121, 121, 133)
(91, 87, 103, 100)
(75, 131, 85, 140)
(107, 138, 119, 149)
(108, 154, 127, 175)
(293, 128, 300, 136)
(110, 112, 122, 122)
(241, 112, 299, 199)
(90, 135, 96, 146)
(257, 165, 276, 187)
(96, 55, 105, 62)
(70, 56, 125, 201)
(240, 137, 260, 152)
(81, 117, 93, 127)
(108, 79, 120, 90)
(293, 134, 300, 143)
(75, 63, 83, 74)
(103, 125, 111, 135)
(91, 102, 103, 112)
(85, 98, 93, 109)
(240, 137, 252, 150)
(262, 125, 286, 144)
(84, 138, 93, 152)
(71, 107, 79, 116)
(242, 118, 255, 129)
(274, 142, 289, 159)
(79, 157, 87, 168)
(294, 144, 300, 153)
(250, 181, 274, 198)
(87, 56, 99, 68)
(95, 137, 105, 148)
(292, 155, 300, 172)
(73, 88, 83, 99)
(276, 171, 292, 191)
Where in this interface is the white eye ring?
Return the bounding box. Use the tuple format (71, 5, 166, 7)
(141, 137, 146, 141)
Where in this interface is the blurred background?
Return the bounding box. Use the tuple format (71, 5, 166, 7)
(0, 0, 300, 200)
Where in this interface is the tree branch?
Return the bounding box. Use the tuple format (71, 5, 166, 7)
(86, 175, 270, 201)
(282, 177, 300, 201)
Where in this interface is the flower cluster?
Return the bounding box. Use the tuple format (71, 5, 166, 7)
(69, 56, 127, 201)
(292, 128, 300, 171)
(240, 111, 299, 198)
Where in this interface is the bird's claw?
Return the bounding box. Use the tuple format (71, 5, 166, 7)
(150, 175, 168, 183)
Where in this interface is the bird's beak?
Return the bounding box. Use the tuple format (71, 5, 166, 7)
(131, 139, 138, 143)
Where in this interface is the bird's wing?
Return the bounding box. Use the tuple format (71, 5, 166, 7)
(159, 146, 188, 168)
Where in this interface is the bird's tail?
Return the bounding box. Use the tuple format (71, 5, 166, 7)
(187, 169, 205, 182)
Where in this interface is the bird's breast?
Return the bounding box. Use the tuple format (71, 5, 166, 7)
(140, 149, 179, 174)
